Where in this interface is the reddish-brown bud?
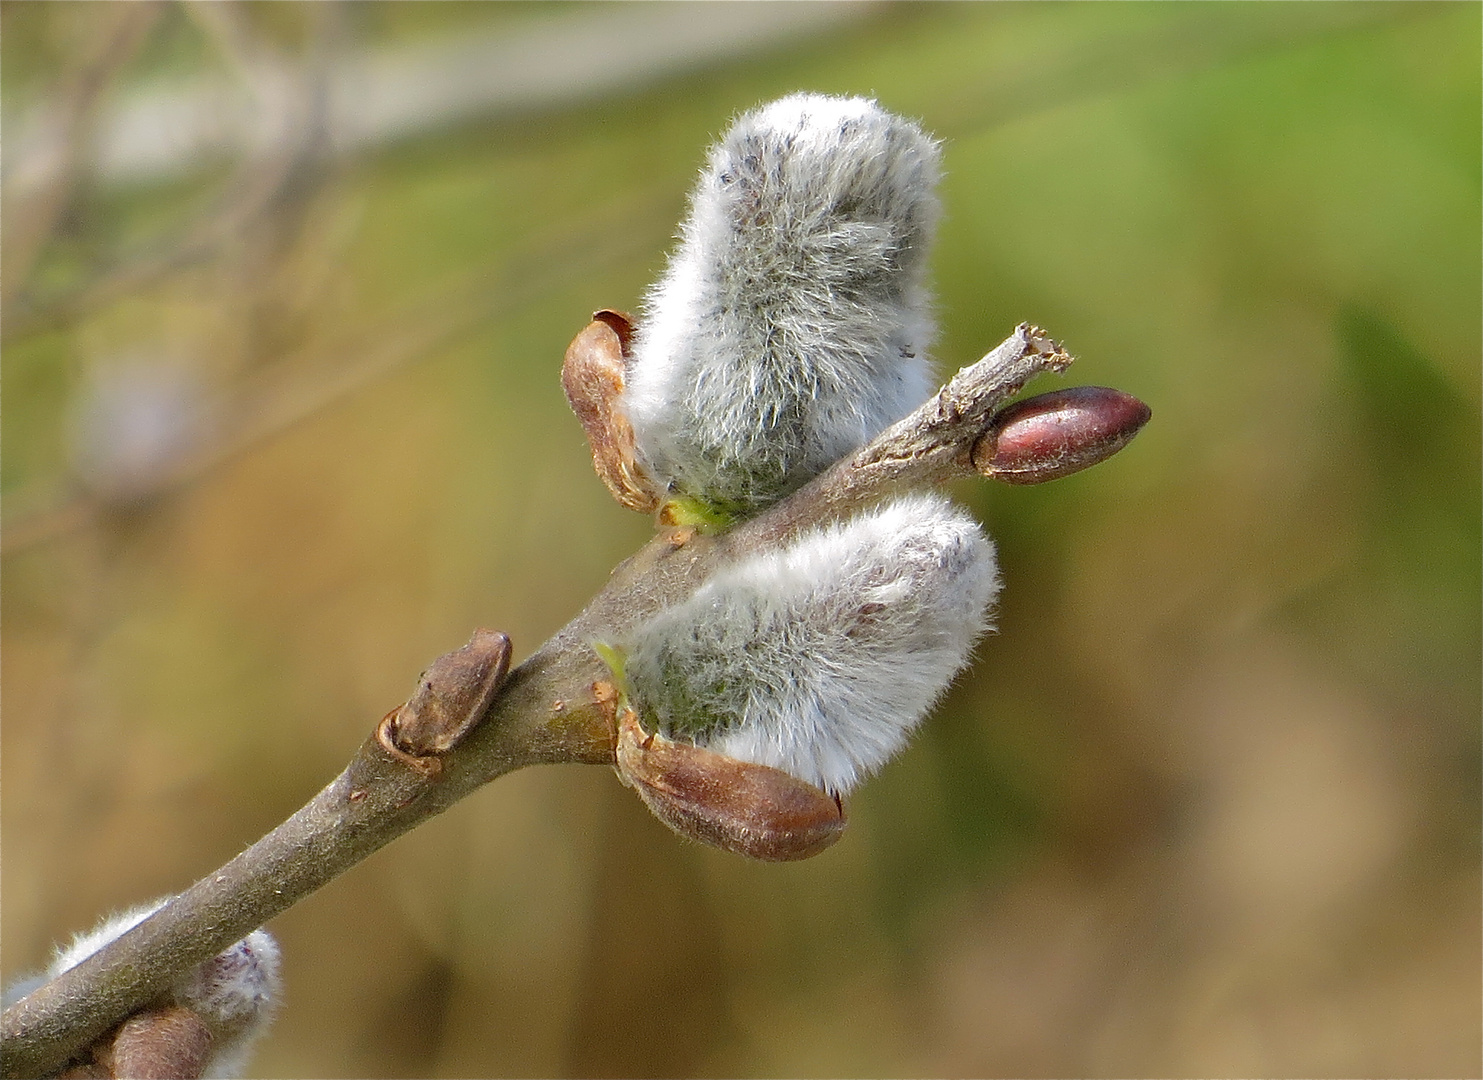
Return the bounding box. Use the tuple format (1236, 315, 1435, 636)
(973, 386, 1150, 484)
(614, 707, 846, 861)
(380, 628, 511, 770)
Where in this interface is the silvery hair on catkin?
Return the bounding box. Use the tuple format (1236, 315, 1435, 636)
(623, 493, 999, 795)
(624, 93, 943, 515)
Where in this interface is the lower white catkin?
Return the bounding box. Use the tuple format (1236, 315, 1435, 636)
(623, 493, 1000, 795)
(624, 92, 942, 516)
(47, 900, 282, 1079)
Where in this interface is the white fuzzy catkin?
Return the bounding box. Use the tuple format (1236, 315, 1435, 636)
(48, 900, 282, 1079)
(625, 92, 942, 514)
(623, 494, 999, 795)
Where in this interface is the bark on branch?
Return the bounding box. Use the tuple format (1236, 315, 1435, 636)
(1, 324, 1080, 1078)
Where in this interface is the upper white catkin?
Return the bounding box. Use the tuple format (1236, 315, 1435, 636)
(623, 493, 1000, 795)
(624, 92, 942, 515)
(47, 900, 282, 1079)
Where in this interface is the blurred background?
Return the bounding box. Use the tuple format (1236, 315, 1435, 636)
(2, 3, 1478, 1076)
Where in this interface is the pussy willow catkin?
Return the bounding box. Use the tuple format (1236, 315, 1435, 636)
(623, 493, 999, 795)
(625, 93, 942, 516)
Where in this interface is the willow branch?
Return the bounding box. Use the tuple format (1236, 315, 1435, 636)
(0, 324, 1070, 1079)
(740, 323, 1071, 545)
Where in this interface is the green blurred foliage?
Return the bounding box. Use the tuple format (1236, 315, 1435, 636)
(3, 3, 1478, 1076)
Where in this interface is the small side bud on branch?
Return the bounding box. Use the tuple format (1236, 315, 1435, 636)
(974, 386, 1151, 484)
(378, 628, 512, 773)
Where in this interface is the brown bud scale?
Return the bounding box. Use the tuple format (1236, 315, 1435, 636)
(614, 708, 845, 861)
(104, 1006, 214, 1080)
(561, 310, 663, 513)
(974, 385, 1150, 484)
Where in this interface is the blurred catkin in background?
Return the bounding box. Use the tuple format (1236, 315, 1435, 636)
(3, 3, 1478, 1077)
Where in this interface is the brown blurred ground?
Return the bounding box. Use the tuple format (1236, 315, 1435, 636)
(3, 3, 1478, 1077)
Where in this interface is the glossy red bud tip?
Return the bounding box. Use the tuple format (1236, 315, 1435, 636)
(973, 386, 1150, 484)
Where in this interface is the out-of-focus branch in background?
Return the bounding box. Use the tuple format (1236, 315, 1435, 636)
(1, 2, 165, 309)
